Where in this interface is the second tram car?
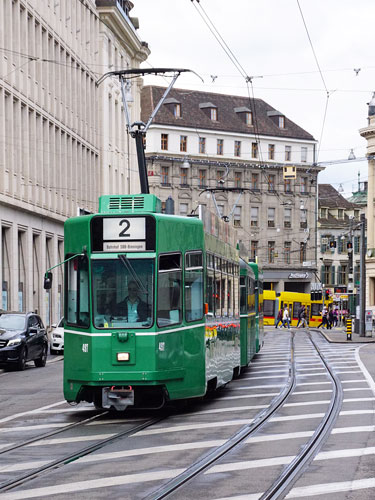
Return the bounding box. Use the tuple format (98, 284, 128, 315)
(62, 195, 262, 411)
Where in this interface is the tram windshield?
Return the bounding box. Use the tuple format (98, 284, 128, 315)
(92, 258, 154, 329)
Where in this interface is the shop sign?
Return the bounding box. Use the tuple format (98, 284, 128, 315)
(288, 272, 310, 279)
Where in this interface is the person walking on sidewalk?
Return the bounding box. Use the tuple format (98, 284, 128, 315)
(296, 305, 305, 328)
(281, 305, 290, 329)
(275, 308, 283, 328)
(318, 307, 328, 328)
(327, 308, 334, 330)
(299, 306, 308, 328)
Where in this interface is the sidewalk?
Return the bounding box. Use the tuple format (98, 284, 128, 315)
(311, 326, 375, 343)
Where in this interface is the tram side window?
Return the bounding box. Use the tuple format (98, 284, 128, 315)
(66, 256, 89, 328)
(248, 276, 255, 314)
(185, 251, 204, 322)
(240, 276, 247, 314)
(293, 302, 301, 320)
(311, 303, 321, 317)
(157, 253, 182, 326)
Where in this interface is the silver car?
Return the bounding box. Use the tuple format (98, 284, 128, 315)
(50, 318, 64, 355)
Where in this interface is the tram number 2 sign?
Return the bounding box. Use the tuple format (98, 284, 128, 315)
(102, 217, 146, 252)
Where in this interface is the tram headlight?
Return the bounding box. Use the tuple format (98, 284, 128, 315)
(117, 352, 130, 361)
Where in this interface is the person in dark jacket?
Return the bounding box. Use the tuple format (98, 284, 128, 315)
(115, 281, 149, 322)
(275, 308, 283, 328)
(296, 305, 305, 328)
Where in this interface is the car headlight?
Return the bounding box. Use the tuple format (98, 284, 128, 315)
(7, 338, 22, 346)
(53, 334, 62, 339)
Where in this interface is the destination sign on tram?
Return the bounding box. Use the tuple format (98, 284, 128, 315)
(91, 216, 156, 252)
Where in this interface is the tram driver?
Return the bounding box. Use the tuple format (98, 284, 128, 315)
(115, 280, 149, 323)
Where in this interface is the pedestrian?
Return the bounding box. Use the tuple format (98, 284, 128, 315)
(296, 305, 305, 328)
(333, 308, 339, 327)
(275, 308, 283, 328)
(281, 305, 290, 329)
(318, 307, 328, 328)
(327, 308, 334, 330)
(299, 307, 308, 328)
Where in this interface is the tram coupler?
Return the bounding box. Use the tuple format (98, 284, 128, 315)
(102, 386, 134, 411)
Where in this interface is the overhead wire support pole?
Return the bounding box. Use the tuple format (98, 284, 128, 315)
(359, 213, 366, 337)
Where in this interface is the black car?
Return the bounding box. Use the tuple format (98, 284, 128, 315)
(0, 312, 48, 370)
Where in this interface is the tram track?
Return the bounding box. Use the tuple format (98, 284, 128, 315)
(144, 329, 343, 500)
(0, 413, 169, 493)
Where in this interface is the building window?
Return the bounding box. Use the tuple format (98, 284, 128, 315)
(268, 207, 275, 228)
(338, 264, 348, 285)
(301, 146, 307, 162)
(180, 135, 187, 152)
(245, 112, 253, 125)
(301, 177, 309, 193)
(161, 134, 168, 150)
(268, 174, 276, 192)
(285, 145, 291, 161)
(300, 242, 306, 263)
(161, 166, 169, 185)
(268, 144, 275, 160)
(251, 207, 259, 227)
(233, 206, 241, 227)
(174, 103, 181, 117)
(284, 178, 292, 193)
(180, 168, 188, 186)
(268, 241, 275, 263)
(354, 209, 360, 220)
(321, 265, 334, 285)
(211, 108, 218, 121)
(320, 208, 327, 218)
(235, 171, 242, 188)
(179, 203, 188, 216)
(199, 137, 206, 154)
(284, 208, 292, 228)
(279, 116, 285, 128)
(250, 241, 258, 260)
(354, 236, 360, 253)
(234, 140, 241, 157)
(217, 170, 224, 182)
(199, 169, 207, 188)
(217, 139, 224, 155)
(338, 209, 344, 219)
(284, 241, 291, 264)
(251, 173, 259, 190)
(300, 209, 307, 228)
(252, 142, 258, 158)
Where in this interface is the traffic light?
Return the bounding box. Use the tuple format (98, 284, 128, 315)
(329, 240, 336, 248)
(347, 241, 353, 250)
(325, 290, 330, 300)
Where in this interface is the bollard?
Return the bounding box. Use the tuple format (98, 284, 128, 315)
(346, 317, 352, 341)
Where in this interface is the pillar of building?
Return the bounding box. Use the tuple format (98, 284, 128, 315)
(360, 92, 375, 306)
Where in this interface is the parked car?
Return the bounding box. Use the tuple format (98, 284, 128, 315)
(0, 312, 48, 370)
(50, 318, 64, 355)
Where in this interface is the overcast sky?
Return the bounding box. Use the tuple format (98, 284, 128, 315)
(132, 0, 374, 197)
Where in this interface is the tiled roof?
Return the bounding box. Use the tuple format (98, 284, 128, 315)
(141, 86, 316, 141)
(318, 184, 360, 209)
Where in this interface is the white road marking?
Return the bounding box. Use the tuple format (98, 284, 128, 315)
(286, 478, 375, 498)
(27, 433, 116, 446)
(0, 401, 66, 424)
(0, 469, 185, 500)
(232, 384, 284, 390)
(0, 423, 68, 434)
(356, 345, 375, 396)
(220, 393, 279, 400)
(133, 419, 252, 436)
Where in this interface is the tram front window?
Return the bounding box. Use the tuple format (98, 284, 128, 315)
(92, 258, 154, 329)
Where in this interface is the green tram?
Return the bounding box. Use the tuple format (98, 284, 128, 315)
(62, 194, 262, 410)
(248, 261, 264, 353)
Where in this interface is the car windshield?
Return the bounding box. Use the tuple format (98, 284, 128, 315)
(92, 258, 154, 329)
(0, 314, 26, 330)
(57, 318, 64, 328)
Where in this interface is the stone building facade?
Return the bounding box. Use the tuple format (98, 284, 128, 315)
(0, 0, 149, 325)
(141, 86, 321, 293)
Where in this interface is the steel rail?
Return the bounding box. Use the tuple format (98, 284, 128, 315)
(0, 410, 109, 455)
(0, 414, 168, 492)
(259, 331, 343, 500)
(144, 332, 296, 500)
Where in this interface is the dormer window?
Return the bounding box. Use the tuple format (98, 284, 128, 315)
(174, 103, 181, 118)
(234, 106, 253, 126)
(245, 112, 253, 125)
(267, 110, 286, 129)
(199, 102, 218, 121)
